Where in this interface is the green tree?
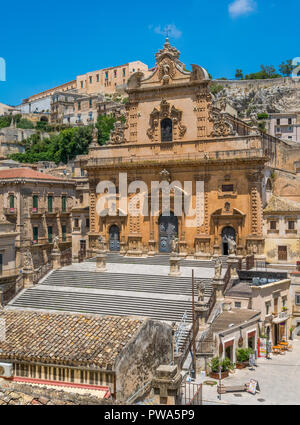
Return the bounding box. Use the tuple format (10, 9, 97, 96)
(235, 69, 243, 79)
(96, 114, 117, 145)
(245, 65, 281, 80)
(279, 59, 294, 77)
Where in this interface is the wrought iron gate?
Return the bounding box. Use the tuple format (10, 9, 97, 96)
(109, 225, 120, 251)
(158, 213, 178, 253)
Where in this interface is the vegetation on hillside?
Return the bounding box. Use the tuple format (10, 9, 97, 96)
(234, 59, 297, 80)
(9, 114, 119, 164)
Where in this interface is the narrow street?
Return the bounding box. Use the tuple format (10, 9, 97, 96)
(197, 340, 300, 405)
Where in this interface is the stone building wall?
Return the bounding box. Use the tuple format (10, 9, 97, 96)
(115, 319, 172, 402)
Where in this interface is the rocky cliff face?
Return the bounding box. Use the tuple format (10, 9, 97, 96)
(213, 77, 300, 117)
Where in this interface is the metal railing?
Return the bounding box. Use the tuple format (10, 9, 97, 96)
(60, 248, 72, 267)
(180, 382, 202, 405)
(33, 262, 52, 285)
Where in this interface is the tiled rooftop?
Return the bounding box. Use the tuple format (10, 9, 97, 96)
(0, 168, 68, 181)
(211, 309, 260, 334)
(0, 311, 143, 368)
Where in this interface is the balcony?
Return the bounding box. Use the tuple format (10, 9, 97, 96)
(4, 207, 17, 217)
(272, 310, 289, 323)
(30, 207, 45, 217)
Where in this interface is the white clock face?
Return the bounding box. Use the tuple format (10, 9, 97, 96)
(0, 366, 4, 376)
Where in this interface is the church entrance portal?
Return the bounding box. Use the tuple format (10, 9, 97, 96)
(158, 213, 178, 253)
(221, 226, 236, 256)
(109, 225, 120, 251)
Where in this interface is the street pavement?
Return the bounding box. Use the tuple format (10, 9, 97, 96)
(197, 339, 300, 405)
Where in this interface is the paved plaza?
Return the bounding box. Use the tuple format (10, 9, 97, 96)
(198, 339, 300, 405)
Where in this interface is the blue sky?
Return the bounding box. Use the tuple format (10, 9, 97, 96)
(1, 0, 300, 106)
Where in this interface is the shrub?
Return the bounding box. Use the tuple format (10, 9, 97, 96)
(210, 84, 224, 95)
(236, 348, 253, 363)
(257, 113, 269, 120)
(210, 357, 234, 372)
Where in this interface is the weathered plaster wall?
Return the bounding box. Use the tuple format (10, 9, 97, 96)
(115, 319, 172, 402)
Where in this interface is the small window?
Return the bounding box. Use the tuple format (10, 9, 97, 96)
(114, 70, 117, 78)
(89, 76, 92, 84)
(132, 68, 135, 72)
(62, 225, 67, 242)
(295, 294, 300, 305)
(288, 221, 295, 230)
(48, 195, 53, 212)
(96, 74, 99, 82)
(80, 81, 83, 88)
(123, 68, 126, 77)
(270, 221, 277, 230)
(89, 99, 92, 108)
(78, 101, 81, 110)
(9, 194, 14, 209)
(62, 196, 67, 212)
(222, 184, 234, 192)
(86, 218, 90, 228)
(277, 119, 280, 125)
(288, 118, 292, 125)
(105, 71, 108, 80)
(161, 118, 172, 142)
(234, 301, 241, 308)
(74, 218, 79, 228)
(266, 302, 271, 315)
(32, 195, 38, 211)
(33, 226, 38, 243)
(48, 226, 53, 243)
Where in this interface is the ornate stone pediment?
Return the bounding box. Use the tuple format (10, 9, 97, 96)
(108, 119, 128, 144)
(147, 99, 187, 141)
(209, 107, 235, 137)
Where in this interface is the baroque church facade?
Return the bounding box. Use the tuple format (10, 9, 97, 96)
(79, 39, 300, 260)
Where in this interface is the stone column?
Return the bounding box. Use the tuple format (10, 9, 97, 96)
(23, 268, 34, 288)
(51, 250, 61, 270)
(195, 301, 209, 328)
(151, 365, 183, 405)
(212, 278, 225, 301)
(169, 255, 181, 276)
(227, 256, 239, 280)
(96, 252, 107, 272)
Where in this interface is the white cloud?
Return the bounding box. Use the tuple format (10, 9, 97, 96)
(151, 24, 182, 39)
(228, 0, 257, 18)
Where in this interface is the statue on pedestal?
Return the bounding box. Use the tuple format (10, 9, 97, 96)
(53, 236, 60, 252)
(214, 257, 222, 279)
(171, 236, 179, 254)
(225, 235, 236, 255)
(197, 281, 206, 302)
(23, 249, 34, 270)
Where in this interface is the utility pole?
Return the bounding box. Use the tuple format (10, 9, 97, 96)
(191, 269, 196, 379)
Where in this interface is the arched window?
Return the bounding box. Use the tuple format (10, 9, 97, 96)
(266, 179, 272, 192)
(161, 118, 172, 142)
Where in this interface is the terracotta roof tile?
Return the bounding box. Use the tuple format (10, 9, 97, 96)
(0, 168, 66, 181)
(0, 311, 144, 368)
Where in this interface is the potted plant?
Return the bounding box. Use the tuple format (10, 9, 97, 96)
(282, 307, 288, 312)
(289, 327, 294, 341)
(209, 357, 233, 379)
(236, 348, 253, 369)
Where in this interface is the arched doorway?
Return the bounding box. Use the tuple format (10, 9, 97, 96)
(158, 212, 178, 253)
(109, 225, 120, 251)
(161, 118, 172, 142)
(221, 226, 236, 256)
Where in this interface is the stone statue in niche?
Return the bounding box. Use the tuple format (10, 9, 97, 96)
(224, 235, 237, 255)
